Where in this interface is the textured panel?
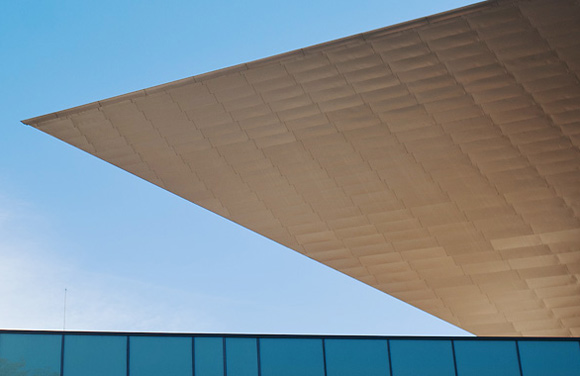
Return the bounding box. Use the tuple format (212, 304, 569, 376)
(23, 0, 580, 336)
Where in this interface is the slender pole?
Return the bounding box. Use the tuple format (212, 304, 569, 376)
(63, 288, 67, 331)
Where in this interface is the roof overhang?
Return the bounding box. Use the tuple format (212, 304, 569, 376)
(23, 0, 580, 336)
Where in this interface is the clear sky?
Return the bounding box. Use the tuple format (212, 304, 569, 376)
(1, 0, 479, 335)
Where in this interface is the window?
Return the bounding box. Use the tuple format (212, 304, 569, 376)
(454, 340, 520, 376)
(0, 333, 61, 376)
(260, 338, 325, 376)
(129, 336, 192, 376)
(518, 340, 580, 376)
(390, 339, 455, 376)
(63, 334, 127, 376)
(325, 338, 389, 376)
(225, 337, 259, 376)
(195, 337, 224, 376)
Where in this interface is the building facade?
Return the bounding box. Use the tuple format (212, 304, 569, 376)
(1, 330, 580, 376)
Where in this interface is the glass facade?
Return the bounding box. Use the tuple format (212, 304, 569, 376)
(130, 336, 192, 376)
(454, 340, 520, 376)
(0, 333, 61, 376)
(225, 338, 258, 376)
(260, 338, 324, 376)
(390, 339, 455, 376)
(518, 340, 580, 376)
(0, 331, 579, 376)
(325, 338, 389, 376)
(195, 337, 224, 376)
(63, 335, 126, 376)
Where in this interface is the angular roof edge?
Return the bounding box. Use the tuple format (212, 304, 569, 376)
(21, 0, 498, 126)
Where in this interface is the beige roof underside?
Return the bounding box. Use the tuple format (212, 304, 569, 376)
(24, 0, 580, 336)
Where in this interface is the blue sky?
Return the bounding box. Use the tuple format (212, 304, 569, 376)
(1, 0, 478, 335)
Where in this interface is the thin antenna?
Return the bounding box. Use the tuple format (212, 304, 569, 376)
(63, 288, 67, 331)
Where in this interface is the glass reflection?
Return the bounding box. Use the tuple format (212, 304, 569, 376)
(325, 338, 389, 376)
(1, 332, 578, 376)
(63, 334, 127, 376)
(0, 333, 61, 376)
(390, 339, 455, 376)
(519, 340, 580, 376)
(195, 337, 224, 376)
(225, 337, 258, 376)
(130, 336, 192, 376)
(454, 340, 520, 376)
(260, 338, 325, 376)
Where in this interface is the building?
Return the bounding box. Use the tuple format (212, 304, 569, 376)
(1, 330, 580, 375)
(21, 0, 580, 338)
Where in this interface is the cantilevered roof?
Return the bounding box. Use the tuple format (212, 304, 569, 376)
(24, 0, 580, 336)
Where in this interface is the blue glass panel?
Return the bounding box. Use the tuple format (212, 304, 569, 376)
(195, 337, 224, 376)
(390, 339, 455, 376)
(63, 334, 126, 376)
(130, 336, 192, 376)
(0, 333, 61, 376)
(325, 338, 389, 376)
(519, 340, 580, 376)
(260, 338, 324, 376)
(454, 340, 520, 376)
(225, 337, 258, 376)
